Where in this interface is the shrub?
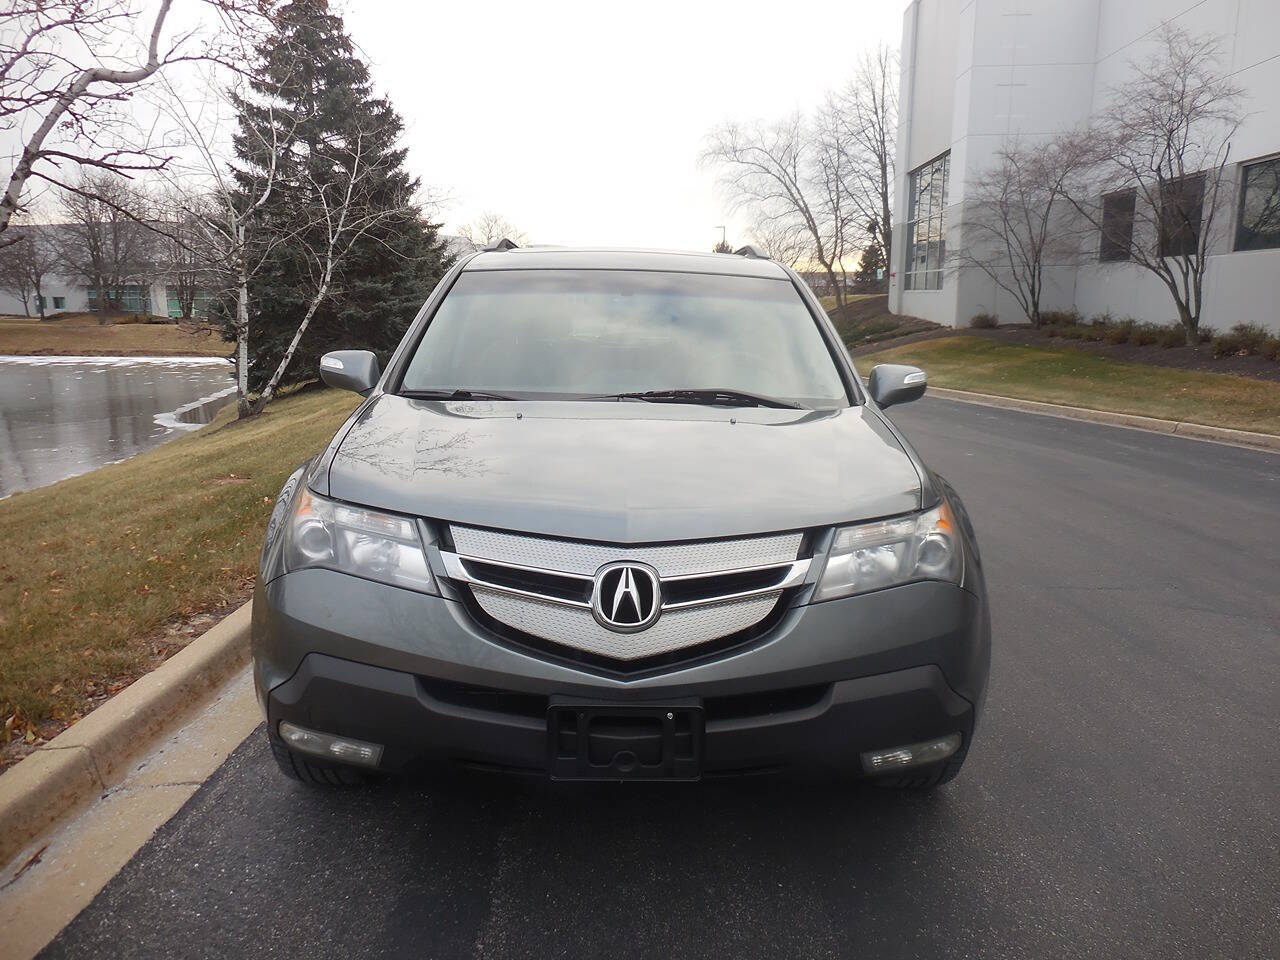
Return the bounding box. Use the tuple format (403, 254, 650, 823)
(1082, 322, 1108, 342)
(1230, 323, 1270, 354)
(1213, 324, 1271, 358)
(1105, 320, 1136, 344)
(1039, 309, 1081, 327)
(1131, 325, 1160, 346)
(1212, 332, 1241, 357)
(1262, 337, 1280, 362)
(1198, 326, 1216, 344)
(1156, 327, 1186, 348)
(969, 312, 998, 329)
(1059, 325, 1086, 340)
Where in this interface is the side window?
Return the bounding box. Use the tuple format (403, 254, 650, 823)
(1235, 156, 1280, 251)
(1099, 189, 1136, 262)
(1158, 174, 1205, 258)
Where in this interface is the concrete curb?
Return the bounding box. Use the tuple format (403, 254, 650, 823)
(927, 387, 1280, 452)
(0, 601, 253, 869)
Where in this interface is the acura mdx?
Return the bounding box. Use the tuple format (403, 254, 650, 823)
(252, 246, 990, 788)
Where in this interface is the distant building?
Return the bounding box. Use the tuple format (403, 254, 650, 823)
(890, 0, 1280, 332)
(0, 222, 211, 320)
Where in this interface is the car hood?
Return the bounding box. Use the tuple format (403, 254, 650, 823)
(326, 395, 922, 542)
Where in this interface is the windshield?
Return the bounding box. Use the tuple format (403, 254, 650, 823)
(398, 269, 850, 407)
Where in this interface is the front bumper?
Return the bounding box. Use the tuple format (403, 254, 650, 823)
(253, 569, 990, 778)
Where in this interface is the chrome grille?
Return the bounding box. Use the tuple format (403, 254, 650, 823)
(442, 525, 808, 662)
(449, 526, 803, 577)
(469, 587, 782, 661)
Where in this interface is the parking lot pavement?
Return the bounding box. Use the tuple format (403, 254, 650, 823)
(37, 398, 1280, 959)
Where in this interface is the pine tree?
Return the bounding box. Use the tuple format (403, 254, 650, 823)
(854, 240, 886, 292)
(232, 0, 449, 396)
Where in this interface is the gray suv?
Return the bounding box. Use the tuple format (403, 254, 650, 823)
(253, 247, 990, 788)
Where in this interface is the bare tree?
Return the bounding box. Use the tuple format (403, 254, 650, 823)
(828, 45, 898, 272)
(0, 0, 274, 245)
(952, 139, 1086, 326)
(154, 70, 305, 418)
(250, 122, 420, 414)
(0, 225, 58, 317)
(1063, 26, 1243, 345)
(748, 216, 808, 268)
(58, 174, 158, 321)
(703, 115, 856, 314)
(458, 211, 528, 248)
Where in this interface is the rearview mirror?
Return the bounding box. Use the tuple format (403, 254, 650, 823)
(319, 350, 380, 396)
(868, 364, 927, 409)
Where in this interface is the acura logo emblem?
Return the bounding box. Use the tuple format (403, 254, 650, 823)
(591, 561, 662, 633)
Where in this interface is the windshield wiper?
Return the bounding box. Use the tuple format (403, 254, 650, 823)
(594, 388, 803, 409)
(399, 388, 518, 401)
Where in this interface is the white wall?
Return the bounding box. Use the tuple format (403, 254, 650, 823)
(0, 272, 91, 318)
(892, 0, 1280, 333)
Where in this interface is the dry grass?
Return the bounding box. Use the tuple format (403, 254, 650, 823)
(856, 335, 1280, 435)
(0, 313, 227, 357)
(817, 293, 881, 313)
(0, 387, 360, 752)
(827, 294, 938, 348)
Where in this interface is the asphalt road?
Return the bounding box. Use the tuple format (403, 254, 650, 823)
(40, 398, 1280, 960)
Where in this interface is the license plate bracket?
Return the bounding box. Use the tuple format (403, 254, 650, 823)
(547, 696, 703, 781)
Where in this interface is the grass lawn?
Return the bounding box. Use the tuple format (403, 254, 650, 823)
(856, 335, 1280, 436)
(0, 313, 227, 357)
(0, 387, 359, 753)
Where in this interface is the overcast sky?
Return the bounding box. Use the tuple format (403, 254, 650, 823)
(343, 1, 907, 250)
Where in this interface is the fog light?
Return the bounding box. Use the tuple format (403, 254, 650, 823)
(861, 733, 961, 774)
(278, 721, 384, 768)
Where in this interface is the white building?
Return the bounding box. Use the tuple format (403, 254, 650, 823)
(889, 0, 1280, 333)
(0, 272, 174, 318)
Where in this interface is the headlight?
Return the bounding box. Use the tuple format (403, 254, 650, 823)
(813, 502, 961, 601)
(284, 489, 435, 594)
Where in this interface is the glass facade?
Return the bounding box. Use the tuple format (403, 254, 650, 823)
(166, 287, 216, 319)
(87, 285, 150, 314)
(904, 152, 950, 291)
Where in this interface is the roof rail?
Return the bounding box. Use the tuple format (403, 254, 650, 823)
(483, 238, 519, 252)
(733, 244, 769, 259)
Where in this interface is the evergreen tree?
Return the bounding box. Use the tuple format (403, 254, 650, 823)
(854, 240, 886, 292)
(232, 0, 449, 395)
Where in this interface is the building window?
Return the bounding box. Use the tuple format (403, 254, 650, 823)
(1099, 189, 1136, 262)
(1159, 173, 1205, 258)
(166, 286, 216, 319)
(1235, 156, 1280, 251)
(904, 151, 950, 291)
(87, 285, 150, 314)
(52, 296, 65, 309)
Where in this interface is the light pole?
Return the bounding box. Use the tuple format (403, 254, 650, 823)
(716, 225, 726, 247)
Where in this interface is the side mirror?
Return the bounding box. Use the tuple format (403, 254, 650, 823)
(868, 363, 927, 409)
(319, 350, 380, 396)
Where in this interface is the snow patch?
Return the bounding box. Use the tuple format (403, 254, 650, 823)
(154, 385, 239, 432)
